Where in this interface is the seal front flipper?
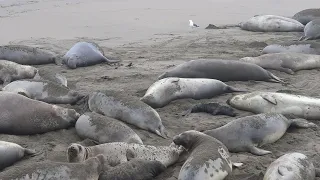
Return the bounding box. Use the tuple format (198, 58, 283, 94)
(290, 118, 318, 128)
(248, 146, 271, 156)
(260, 94, 277, 105)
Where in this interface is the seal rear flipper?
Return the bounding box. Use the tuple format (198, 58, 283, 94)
(248, 146, 272, 156)
(24, 148, 38, 156)
(225, 86, 248, 93)
(267, 71, 285, 83)
(181, 109, 192, 116)
(290, 118, 318, 128)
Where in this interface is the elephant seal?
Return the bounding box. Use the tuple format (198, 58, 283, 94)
(99, 159, 166, 180)
(293, 8, 320, 25)
(85, 90, 167, 138)
(0, 60, 38, 85)
(0, 141, 37, 170)
(2, 79, 83, 105)
(299, 19, 320, 41)
(141, 77, 246, 108)
(227, 91, 320, 120)
(172, 130, 233, 180)
(75, 112, 143, 144)
(262, 41, 320, 55)
(0, 154, 107, 180)
(158, 59, 283, 83)
(204, 113, 316, 156)
(0, 45, 56, 65)
(67, 142, 183, 167)
(182, 102, 237, 117)
(263, 152, 320, 180)
(33, 69, 68, 87)
(0, 92, 80, 135)
(240, 52, 320, 74)
(239, 15, 304, 32)
(62, 42, 119, 69)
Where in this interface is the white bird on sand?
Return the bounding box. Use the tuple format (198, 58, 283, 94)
(189, 20, 199, 28)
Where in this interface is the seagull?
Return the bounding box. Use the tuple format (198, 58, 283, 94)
(189, 20, 199, 28)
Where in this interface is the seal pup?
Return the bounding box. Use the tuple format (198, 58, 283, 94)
(0, 141, 37, 170)
(0, 92, 80, 135)
(62, 42, 119, 69)
(182, 102, 237, 117)
(2, 79, 83, 105)
(299, 19, 320, 41)
(33, 69, 68, 87)
(262, 41, 320, 55)
(99, 159, 166, 180)
(204, 113, 316, 156)
(227, 91, 320, 120)
(263, 152, 320, 180)
(67, 142, 183, 167)
(292, 8, 320, 25)
(76, 112, 143, 144)
(0, 45, 56, 65)
(158, 59, 283, 83)
(239, 15, 304, 32)
(85, 90, 167, 138)
(140, 77, 245, 108)
(240, 52, 320, 74)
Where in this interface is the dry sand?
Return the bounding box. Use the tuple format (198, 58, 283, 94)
(1, 0, 320, 179)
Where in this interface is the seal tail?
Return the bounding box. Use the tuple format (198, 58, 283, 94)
(102, 56, 120, 63)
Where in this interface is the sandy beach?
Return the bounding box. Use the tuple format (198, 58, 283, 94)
(1, 0, 320, 179)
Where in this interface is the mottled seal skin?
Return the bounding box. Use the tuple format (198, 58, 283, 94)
(240, 52, 320, 74)
(183, 102, 237, 117)
(239, 15, 304, 32)
(2, 79, 83, 105)
(172, 130, 233, 180)
(0, 45, 56, 65)
(0, 92, 80, 135)
(141, 77, 246, 108)
(227, 91, 320, 120)
(0, 60, 38, 85)
(293, 8, 320, 25)
(99, 159, 166, 180)
(67, 142, 183, 167)
(33, 69, 68, 87)
(299, 19, 320, 41)
(204, 113, 316, 156)
(86, 90, 167, 138)
(62, 42, 119, 69)
(158, 59, 283, 83)
(0, 141, 37, 170)
(262, 41, 320, 55)
(75, 112, 143, 144)
(0, 154, 107, 180)
(263, 153, 317, 180)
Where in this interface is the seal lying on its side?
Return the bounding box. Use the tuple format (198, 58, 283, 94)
(33, 69, 68, 87)
(182, 102, 237, 117)
(262, 41, 320, 55)
(204, 113, 316, 156)
(299, 19, 320, 41)
(292, 8, 320, 25)
(0, 141, 37, 170)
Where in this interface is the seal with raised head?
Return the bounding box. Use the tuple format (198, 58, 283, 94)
(33, 69, 68, 87)
(62, 42, 119, 69)
(182, 102, 237, 117)
(67, 142, 183, 167)
(158, 59, 283, 83)
(2, 79, 84, 105)
(299, 19, 320, 41)
(239, 15, 304, 32)
(140, 77, 246, 108)
(227, 91, 320, 120)
(262, 41, 320, 55)
(204, 113, 316, 156)
(292, 8, 320, 25)
(76, 112, 143, 144)
(0, 92, 80, 135)
(0, 141, 37, 170)
(0, 45, 56, 65)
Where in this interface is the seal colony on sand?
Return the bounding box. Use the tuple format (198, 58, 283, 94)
(262, 41, 320, 55)
(299, 19, 320, 41)
(182, 102, 237, 117)
(292, 8, 320, 25)
(204, 113, 317, 156)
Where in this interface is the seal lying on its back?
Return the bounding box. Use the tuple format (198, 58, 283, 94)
(62, 42, 119, 69)
(240, 52, 320, 74)
(0, 92, 80, 135)
(227, 91, 320, 120)
(262, 41, 320, 55)
(0, 141, 37, 170)
(182, 102, 237, 117)
(141, 77, 245, 108)
(158, 59, 283, 83)
(292, 8, 320, 25)
(239, 15, 304, 32)
(204, 113, 316, 156)
(299, 19, 320, 41)
(76, 112, 143, 144)
(0, 45, 56, 65)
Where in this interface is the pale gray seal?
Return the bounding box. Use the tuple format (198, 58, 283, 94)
(140, 77, 246, 108)
(158, 59, 283, 83)
(239, 15, 304, 32)
(33, 69, 68, 87)
(292, 8, 320, 25)
(182, 102, 237, 117)
(62, 42, 119, 69)
(0, 60, 38, 85)
(240, 52, 320, 74)
(75, 112, 143, 144)
(204, 113, 316, 156)
(172, 130, 233, 180)
(0, 141, 37, 170)
(0, 92, 80, 135)
(299, 19, 320, 41)
(0, 45, 56, 65)
(262, 41, 320, 55)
